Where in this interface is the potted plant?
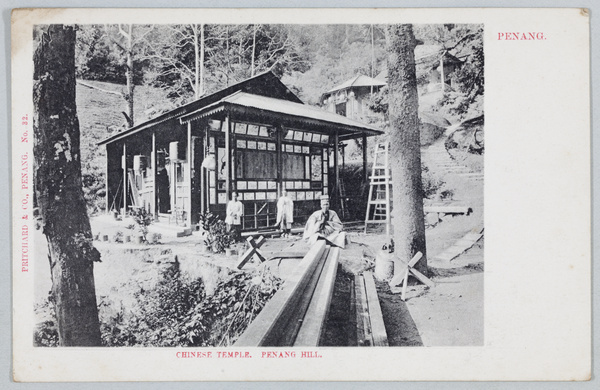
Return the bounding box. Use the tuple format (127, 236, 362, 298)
(130, 207, 153, 244)
(199, 212, 234, 254)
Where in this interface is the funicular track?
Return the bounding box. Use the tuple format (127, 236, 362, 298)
(234, 235, 388, 347)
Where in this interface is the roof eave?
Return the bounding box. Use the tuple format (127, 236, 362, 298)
(181, 101, 383, 137)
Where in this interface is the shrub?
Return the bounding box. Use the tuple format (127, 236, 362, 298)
(422, 163, 446, 199)
(149, 232, 162, 245)
(33, 300, 59, 347)
(99, 263, 282, 347)
(130, 207, 153, 242)
(112, 230, 124, 243)
(199, 212, 233, 253)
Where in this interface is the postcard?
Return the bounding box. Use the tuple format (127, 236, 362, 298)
(11, 7, 590, 382)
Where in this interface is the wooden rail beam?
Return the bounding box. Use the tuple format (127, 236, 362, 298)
(355, 272, 389, 346)
(294, 247, 340, 346)
(234, 240, 327, 346)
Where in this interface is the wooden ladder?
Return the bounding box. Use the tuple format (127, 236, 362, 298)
(364, 142, 392, 235)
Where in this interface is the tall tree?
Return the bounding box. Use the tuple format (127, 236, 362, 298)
(33, 24, 102, 346)
(143, 24, 206, 102)
(105, 24, 154, 127)
(386, 25, 428, 275)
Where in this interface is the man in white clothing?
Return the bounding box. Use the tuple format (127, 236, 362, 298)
(225, 192, 243, 241)
(276, 189, 294, 237)
(303, 195, 343, 244)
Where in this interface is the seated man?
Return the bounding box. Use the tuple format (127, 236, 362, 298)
(303, 195, 343, 244)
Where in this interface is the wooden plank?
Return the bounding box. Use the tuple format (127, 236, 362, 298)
(241, 227, 304, 238)
(389, 252, 423, 286)
(279, 247, 330, 346)
(234, 240, 327, 346)
(362, 271, 388, 346)
(348, 276, 358, 346)
(409, 267, 436, 288)
(265, 251, 306, 259)
(355, 275, 372, 346)
(423, 206, 471, 215)
(236, 236, 266, 269)
(295, 247, 340, 346)
(401, 268, 409, 301)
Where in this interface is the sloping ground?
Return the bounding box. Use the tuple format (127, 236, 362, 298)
(400, 132, 484, 346)
(347, 131, 484, 346)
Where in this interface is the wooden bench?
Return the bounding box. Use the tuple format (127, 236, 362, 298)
(354, 271, 389, 346)
(234, 240, 340, 347)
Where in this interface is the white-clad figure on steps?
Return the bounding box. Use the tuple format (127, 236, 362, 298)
(303, 195, 343, 245)
(225, 192, 243, 242)
(276, 189, 294, 238)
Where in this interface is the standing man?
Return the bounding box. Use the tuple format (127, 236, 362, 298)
(276, 189, 294, 237)
(303, 195, 343, 244)
(225, 192, 243, 241)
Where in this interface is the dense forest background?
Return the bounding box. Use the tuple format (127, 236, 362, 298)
(64, 23, 483, 213)
(74, 24, 483, 123)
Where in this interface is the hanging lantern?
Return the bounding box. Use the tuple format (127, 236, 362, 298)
(202, 153, 216, 170)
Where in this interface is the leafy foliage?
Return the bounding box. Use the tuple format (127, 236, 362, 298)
(199, 212, 234, 252)
(421, 163, 451, 199)
(130, 207, 153, 242)
(75, 25, 149, 85)
(33, 300, 59, 347)
(99, 264, 282, 347)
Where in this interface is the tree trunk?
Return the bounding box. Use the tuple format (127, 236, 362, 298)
(386, 25, 428, 276)
(192, 24, 200, 99)
(200, 23, 205, 97)
(33, 24, 102, 346)
(125, 24, 135, 128)
(251, 24, 258, 77)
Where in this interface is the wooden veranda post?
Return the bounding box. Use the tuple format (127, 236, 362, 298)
(151, 131, 157, 220)
(200, 125, 206, 214)
(224, 112, 231, 201)
(333, 131, 340, 207)
(186, 122, 193, 226)
(276, 125, 283, 194)
(105, 144, 110, 215)
(122, 142, 127, 218)
(362, 134, 368, 186)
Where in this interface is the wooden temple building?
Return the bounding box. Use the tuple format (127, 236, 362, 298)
(99, 71, 383, 231)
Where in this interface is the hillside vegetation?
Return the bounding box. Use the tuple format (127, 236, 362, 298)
(77, 80, 170, 213)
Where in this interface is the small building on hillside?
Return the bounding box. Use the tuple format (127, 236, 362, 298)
(376, 45, 465, 112)
(320, 46, 464, 126)
(99, 71, 382, 231)
(320, 75, 387, 123)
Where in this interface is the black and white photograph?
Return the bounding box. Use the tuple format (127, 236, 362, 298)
(11, 8, 590, 382)
(30, 21, 484, 349)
